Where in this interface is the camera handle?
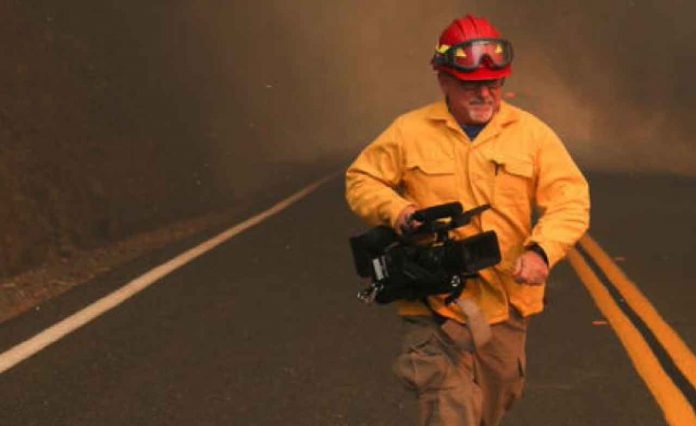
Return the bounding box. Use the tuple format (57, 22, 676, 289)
(407, 204, 492, 243)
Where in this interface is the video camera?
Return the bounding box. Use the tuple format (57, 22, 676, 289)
(349, 202, 501, 304)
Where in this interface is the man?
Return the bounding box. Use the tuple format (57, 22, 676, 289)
(345, 14, 590, 426)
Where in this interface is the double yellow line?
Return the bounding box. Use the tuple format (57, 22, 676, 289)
(568, 234, 696, 426)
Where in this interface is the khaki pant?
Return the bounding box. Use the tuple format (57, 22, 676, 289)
(392, 311, 528, 426)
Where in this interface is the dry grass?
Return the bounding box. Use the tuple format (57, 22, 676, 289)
(0, 208, 237, 324)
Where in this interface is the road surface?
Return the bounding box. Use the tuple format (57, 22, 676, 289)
(0, 171, 694, 425)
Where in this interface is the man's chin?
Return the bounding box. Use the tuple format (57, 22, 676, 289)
(453, 103, 497, 125)
(468, 110, 494, 124)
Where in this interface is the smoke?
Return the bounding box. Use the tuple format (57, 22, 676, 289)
(171, 0, 696, 179)
(3, 0, 693, 275)
(469, 0, 696, 175)
(21, 0, 695, 194)
(165, 0, 470, 195)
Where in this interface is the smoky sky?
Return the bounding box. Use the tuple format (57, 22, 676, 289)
(171, 0, 466, 192)
(170, 0, 696, 179)
(19, 0, 695, 194)
(469, 0, 696, 175)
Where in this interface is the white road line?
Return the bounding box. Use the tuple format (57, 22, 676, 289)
(0, 172, 338, 374)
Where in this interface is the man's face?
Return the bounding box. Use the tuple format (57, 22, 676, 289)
(437, 73, 504, 126)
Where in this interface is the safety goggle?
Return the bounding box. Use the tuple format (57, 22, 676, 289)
(432, 38, 514, 72)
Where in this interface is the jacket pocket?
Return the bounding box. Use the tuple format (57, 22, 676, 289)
(492, 154, 534, 207)
(403, 158, 458, 202)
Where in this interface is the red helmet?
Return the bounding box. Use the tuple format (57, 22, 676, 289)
(431, 15, 513, 81)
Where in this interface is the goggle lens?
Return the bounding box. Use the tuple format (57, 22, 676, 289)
(434, 39, 513, 72)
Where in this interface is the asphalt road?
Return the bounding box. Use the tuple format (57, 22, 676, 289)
(0, 171, 693, 425)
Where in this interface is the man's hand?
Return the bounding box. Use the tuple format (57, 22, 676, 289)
(512, 250, 549, 285)
(395, 205, 422, 235)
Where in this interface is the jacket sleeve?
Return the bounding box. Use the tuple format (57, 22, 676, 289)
(345, 118, 414, 228)
(525, 123, 591, 267)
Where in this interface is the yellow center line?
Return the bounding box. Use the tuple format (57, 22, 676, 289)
(579, 234, 696, 387)
(567, 246, 696, 426)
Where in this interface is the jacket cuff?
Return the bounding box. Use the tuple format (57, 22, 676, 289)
(525, 243, 549, 265)
(523, 239, 564, 268)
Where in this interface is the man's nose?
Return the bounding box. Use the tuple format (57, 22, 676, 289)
(478, 86, 493, 97)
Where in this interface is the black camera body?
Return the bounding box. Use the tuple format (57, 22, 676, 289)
(349, 202, 501, 304)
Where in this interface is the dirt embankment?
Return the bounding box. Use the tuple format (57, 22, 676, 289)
(0, 1, 369, 320)
(1, 2, 222, 279)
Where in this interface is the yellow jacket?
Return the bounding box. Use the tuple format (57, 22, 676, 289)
(345, 100, 590, 324)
